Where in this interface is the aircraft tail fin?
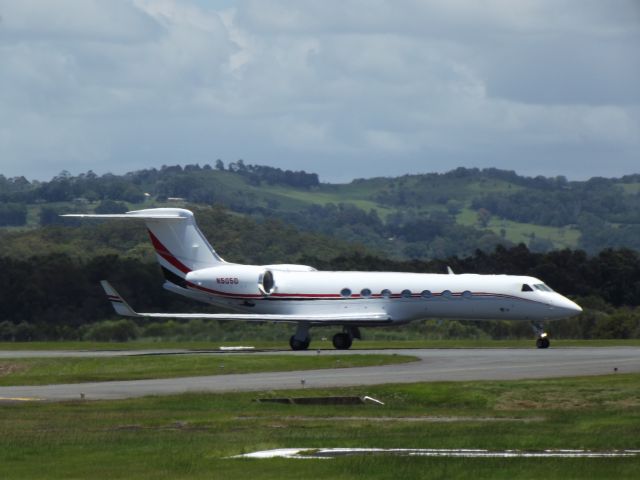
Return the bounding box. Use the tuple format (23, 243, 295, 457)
(64, 208, 225, 279)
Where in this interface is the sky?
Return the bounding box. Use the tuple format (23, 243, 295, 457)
(0, 0, 638, 183)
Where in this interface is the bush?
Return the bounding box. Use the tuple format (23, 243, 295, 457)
(0, 321, 15, 341)
(593, 310, 639, 339)
(83, 319, 139, 342)
(95, 200, 128, 214)
(0, 203, 27, 226)
(141, 320, 183, 339)
(13, 322, 36, 341)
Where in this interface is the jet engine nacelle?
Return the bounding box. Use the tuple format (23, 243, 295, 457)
(186, 264, 276, 296)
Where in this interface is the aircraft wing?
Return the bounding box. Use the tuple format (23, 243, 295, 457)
(100, 281, 390, 323)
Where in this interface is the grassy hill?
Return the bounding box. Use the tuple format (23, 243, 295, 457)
(2, 164, 640, 259)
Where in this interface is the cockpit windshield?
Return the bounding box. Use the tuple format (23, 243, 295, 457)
(521, 284, 534, 292)
(534, 284, 554, 292)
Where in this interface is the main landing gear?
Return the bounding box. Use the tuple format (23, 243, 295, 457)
(289, 335, 310, 350)
(289, 324, 362, 350)
(332, 333, 351, 350)
(332, 326, 361, 350)
(531, 322, 550, 349)
(289, 322, 311, 351)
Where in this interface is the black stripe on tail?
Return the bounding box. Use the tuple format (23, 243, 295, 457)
(161, 266, 188, 288)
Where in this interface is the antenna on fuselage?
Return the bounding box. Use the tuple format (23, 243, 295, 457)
(447, 266, 455, 275)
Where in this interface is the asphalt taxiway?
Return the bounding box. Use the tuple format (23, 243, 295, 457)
(0, 347, 638, 401)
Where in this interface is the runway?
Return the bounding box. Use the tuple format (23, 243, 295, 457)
(0, 347, 638, 401)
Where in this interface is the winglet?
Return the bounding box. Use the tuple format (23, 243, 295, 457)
(100, 281, 141, 317)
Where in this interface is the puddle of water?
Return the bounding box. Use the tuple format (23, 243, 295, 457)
(237, 415, 543, 423)
(234, 447, 640, 459)
(0, 396, 41, 402)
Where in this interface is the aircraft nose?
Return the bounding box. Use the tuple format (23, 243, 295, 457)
(554, 295, 583, 317)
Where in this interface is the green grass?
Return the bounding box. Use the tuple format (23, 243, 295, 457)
(357, 338, 640, 348)
(620, 182, 640, 195)
(1, 338, 639, 351)
(489, 219, 581, 249)
(261, 184, 396, 218)
(0, 354, 417, 386)
(456, 208, 581, 249)
(0, 374, 638, 478)
(456, 207, 478, 225)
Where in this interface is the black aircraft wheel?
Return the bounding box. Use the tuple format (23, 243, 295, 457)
(332, 332, 352, 350)
(536, 336, 550, 349)
(289, 335, 310, 351)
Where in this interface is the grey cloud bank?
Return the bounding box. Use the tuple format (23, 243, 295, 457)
(0, 0, 638, 183)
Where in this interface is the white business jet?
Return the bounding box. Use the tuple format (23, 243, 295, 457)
(65, 208, 582, 350)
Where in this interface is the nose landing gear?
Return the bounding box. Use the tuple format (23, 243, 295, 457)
(535, 333, 550, 349)
(531, 322, 550, 349)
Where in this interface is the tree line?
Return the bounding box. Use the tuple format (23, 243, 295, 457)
(0, 244, 638, 341)
(0, 162, 319, 207)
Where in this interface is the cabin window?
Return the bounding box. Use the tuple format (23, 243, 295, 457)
(521, 284, 534, 292)
(462, 290, 472, 299)
(340, 288, 352, 298)
(421, 290, 432, 298)
(381, 289, 391, 298)
(361, 288, 372, 298)
(401, 289, 412, 298)
(442, 290, 452, 299)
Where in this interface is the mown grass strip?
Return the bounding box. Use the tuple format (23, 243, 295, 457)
(1, 338, 639, 351)
(0, 354, 417, 386)
(0, 374, 638, 479)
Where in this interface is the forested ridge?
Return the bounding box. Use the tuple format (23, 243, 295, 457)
(2, 163, 640, 257)
(1, 164, 639, 341)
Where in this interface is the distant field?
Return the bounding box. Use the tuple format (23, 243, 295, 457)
(620, 182, 640, 195)
(0, 374, 638, 479)
(492, 221, 581, 249)
(4, 166, 640, 259)
(456, 208, 581, 249)
(0, 354, 417, 386)
(1, 175, 586, 252)
(262, 184, 396, 218)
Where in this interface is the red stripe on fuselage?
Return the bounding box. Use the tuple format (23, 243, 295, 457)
(271, 292, 341, 298)
(181, 283, 545, 306)
(184, 281, 344, 300)
(188, 281, 263, 298)
(147, 229, 191, 274)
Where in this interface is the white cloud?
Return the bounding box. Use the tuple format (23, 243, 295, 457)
(0, 0, 161, 43)
(0, 0, 638, 182)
